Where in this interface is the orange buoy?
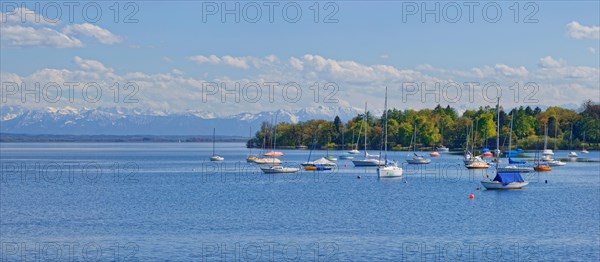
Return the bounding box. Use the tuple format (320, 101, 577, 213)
(469, 194, 475, 199)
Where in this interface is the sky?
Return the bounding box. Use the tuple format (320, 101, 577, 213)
(1, 1, 599, 116)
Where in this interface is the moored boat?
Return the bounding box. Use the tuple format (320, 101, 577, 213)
(260, 165, 300, 174)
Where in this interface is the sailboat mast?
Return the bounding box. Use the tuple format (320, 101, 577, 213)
(554, 118, 558, 150)
(364, 102, 368, 157)
(413, 121, 417, 153)
(544, 124, 548, 150)
(384, 87, 388, 160)
(273, 114, 278, 150)
(496, 97, 500, 155)
(212, 128, 216, 155)
(509, 112, 513, 155)
(569, 123, 573, 150)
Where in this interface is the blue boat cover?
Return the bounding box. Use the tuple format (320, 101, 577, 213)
(493, 172, 525, 185)
(508, 158, 526, 164)
(482, 148, 490, 152)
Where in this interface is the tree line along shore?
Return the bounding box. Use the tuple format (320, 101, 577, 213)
(247, 101, 600, 151)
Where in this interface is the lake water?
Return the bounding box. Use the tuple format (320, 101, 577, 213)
(1, 143, 599, 261)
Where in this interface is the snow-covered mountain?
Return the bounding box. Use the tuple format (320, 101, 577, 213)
(0, 105, 364, 136)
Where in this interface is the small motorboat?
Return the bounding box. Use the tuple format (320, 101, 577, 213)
(465, 160, 490, 169)
(407, 153, 431, 164)
(481, 172, 529, 189)
(534, 163, 552, 172)
(581, 149, 589, 154)
(542, 149, 554, 156)
(246, 154, 259, 162)
(436, 146, 449, 152)
(568, 151, 578, 158)
(264, 150, 285, 157)
(210, 155, 224, 161)
(261, 165, 300, 174)
(347, 149, 360, 155)
(547, 160, 566, 166)
(430, 151, 440, 157)
(542, 155, 554, 162)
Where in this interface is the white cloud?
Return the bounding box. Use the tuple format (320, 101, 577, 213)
(589, 47, 596, 54)
(566, 21, 600, 40)
(73, 56, 114, 74)
(494, 64, 528, 77)
(380, 54, 389, 59)
(538, 56, 566, 68)
(1, 9, 123, 47)
(2, 55, 598, 115)
(415, 64, 434, 70)
(289, 57, 304, 70)
(0, 25, 83, 48)
(63, 23, 123, 44)
(189, 55, 278, 69)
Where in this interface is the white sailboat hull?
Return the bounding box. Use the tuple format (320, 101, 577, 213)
(407, 157, 431, 164)
(348, 149, 360, 154)
(260, 166, 300, 174)
(481, 181, 529, 190)
(377, 166, 403, 178)
(351, 159, 385, 167)
(210, 156, 224, 161)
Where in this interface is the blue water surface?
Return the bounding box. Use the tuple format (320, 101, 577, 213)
(1, 143, 599, 261)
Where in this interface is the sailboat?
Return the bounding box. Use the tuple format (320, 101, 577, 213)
(463, 124, 473, 164)
(348, 127, 361, 154)
(581, 131, 589, 154)
(351, 103, 385, 167)
(436, 122, 449, 152)
(542, 124, 554, 156)
(406, 121, 431, 164)
(465, 120, 490, 169)
(246, 127, 259, 162)
(264, 115, 285, 157)
(302, 129, 336, 170)
(541, 124, 566, 166)
(534, 137, 552, 172)
(209, 128, 224, 161)
(481, 98, 529, 190)
(324, 138, 337, 161)
(568, 123, 578, 158)
(377, 87, 403, 178)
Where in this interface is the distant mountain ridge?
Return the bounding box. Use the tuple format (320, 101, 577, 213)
(0, 105, 365, 136)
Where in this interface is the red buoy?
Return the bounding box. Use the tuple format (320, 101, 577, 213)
(469, 194, 475, 199)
